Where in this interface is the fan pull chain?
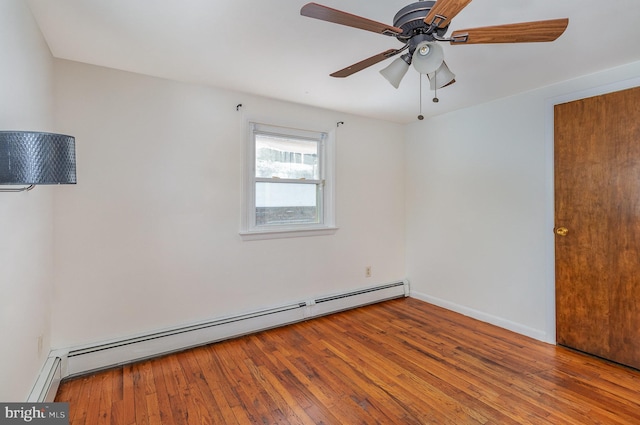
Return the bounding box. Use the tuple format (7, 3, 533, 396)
(433, 72, 439, 103)
(418, 74, 424, 121)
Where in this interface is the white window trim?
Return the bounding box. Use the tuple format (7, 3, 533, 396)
(240, 122, 337, 241)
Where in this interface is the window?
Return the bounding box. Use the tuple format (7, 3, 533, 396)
(241, 122, 336, 240)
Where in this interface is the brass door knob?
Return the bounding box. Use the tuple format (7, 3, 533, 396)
(555, 227, 569, 236)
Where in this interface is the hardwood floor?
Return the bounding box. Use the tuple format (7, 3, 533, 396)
(55, 298, 640, 424)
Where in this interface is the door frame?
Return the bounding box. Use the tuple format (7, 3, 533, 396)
(544, 76, 640, 344)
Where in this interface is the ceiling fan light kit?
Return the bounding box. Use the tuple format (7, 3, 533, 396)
(412, 41, 444, 74)
(301, 0, 568, 115)
(380, 54, 411, 88)
(428, 61, 456, 90)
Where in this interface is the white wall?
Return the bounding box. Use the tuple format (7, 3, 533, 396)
(52, 60, 406, 348)
(0, 0, 56, 401)
(406, 60, 640, 342)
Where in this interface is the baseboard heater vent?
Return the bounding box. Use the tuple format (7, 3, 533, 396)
(312, 281, 408, 317)
(64, 280, 408, 378)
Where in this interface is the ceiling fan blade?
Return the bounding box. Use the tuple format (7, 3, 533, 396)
(330, 49, 401, 78)
(450, 18, 569, 44)
(301, 3, 403, 36)
(423, 0, 473, 29)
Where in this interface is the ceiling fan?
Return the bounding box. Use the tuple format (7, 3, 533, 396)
(300, 0, 568, 91)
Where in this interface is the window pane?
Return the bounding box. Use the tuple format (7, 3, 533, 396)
(255, 134, 319, 180)
(256, 182, 319, 225)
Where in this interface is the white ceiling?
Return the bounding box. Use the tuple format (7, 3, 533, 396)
(26, 0, 640, 124)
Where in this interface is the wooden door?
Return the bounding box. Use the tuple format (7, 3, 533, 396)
(555, 86, 640, 369)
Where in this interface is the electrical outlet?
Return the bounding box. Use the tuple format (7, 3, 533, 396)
(365, 266, 372, 278)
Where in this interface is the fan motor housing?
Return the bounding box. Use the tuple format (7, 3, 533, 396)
(393, 1, 448, 41)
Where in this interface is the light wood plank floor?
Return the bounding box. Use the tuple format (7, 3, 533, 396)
(55, 298, 640, 424)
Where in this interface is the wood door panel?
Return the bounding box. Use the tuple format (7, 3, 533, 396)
(555, 86, 640, 369)
(555, 96, 610, 358)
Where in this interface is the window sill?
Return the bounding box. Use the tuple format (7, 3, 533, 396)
(239, 226, 339, 241)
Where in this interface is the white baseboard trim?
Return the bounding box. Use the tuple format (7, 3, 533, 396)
(51, 280, 408, 381)
(410, 291, 548, 342)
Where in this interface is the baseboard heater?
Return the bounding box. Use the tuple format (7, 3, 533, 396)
(62, 280, 408, 378)
(311, 281, 409, 316)
(28, 356, 62, 402)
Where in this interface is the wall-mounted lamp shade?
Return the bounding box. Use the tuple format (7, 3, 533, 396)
(412, 42, 444, 75)
(427, 61, 456, 90)
(0, 131, 76, 187)
(380, 54, 411, 89)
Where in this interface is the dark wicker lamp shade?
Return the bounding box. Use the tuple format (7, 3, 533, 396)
(0, 131, 76, 191)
